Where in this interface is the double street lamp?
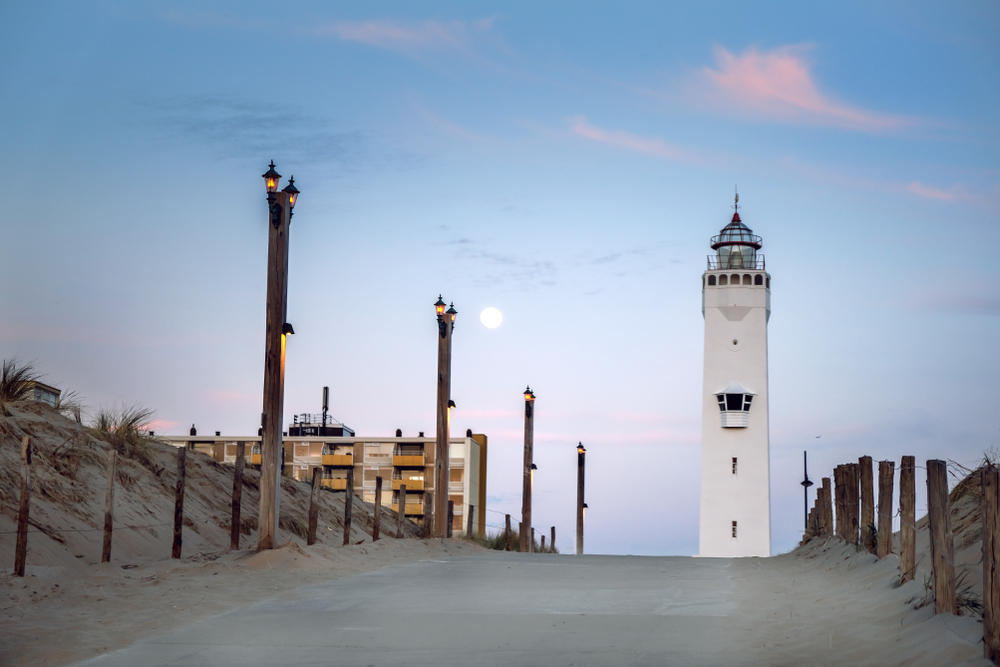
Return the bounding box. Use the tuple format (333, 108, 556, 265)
(433, 296, 457, 537)
(258, 160, 300, 551)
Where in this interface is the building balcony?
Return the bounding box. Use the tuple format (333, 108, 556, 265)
(321, 454, 353, 466)
(390, 502, 424, 516)
(321, 478, 348, 490)
(393, 455, 425, 467)
(392, 478, 424, 491)
(250, 454, 261, 465)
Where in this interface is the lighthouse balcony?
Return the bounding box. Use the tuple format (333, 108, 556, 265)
(706, 255, 765, 270)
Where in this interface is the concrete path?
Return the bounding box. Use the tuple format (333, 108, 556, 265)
(73, 548, 986, 666)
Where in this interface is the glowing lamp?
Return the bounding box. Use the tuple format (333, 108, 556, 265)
(524, 386, 535, 401)
(446, 303, 457, 323)
(434, 295, 446, 317)
(282, 322, 295, 336)
(577, 442, 586, 454)
(281, 176, 299, 208)
(262, 160, 281, 193)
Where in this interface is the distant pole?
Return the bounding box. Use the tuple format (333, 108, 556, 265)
(466, 504, 474, 538)
(504, 514, 511, 551)
(13, 436, 31, 577)
(521, 386, 535, 552)
(447, 500, 454, 538)
(550, 526, 556, 554)
(307, 467, 321, 546)
(433, 297, 457, 538)
(820, 477, 832, 537)
(101, 450, 117, 563)
(343, 467, 354, 546)
(397, 484, 407, 538)
(373, 476, 382, 541)
(800, 451, 813, 531)
(576, 442, 586, 555)
(258, 161, 299, 551)
(230, 442, 245, 550)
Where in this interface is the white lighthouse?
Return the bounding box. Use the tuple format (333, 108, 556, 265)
(699, 194, 771, 557)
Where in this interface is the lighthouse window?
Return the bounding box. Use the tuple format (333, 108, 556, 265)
(725, 393, 744, 411)
(731, 521, 738, 538)
(754, 274, 763, 286)
(708, 275, 717, 286)
(742, 274, 751, 285)
(730, 274, 740, 284)
(719, 275, 728, 286)
(732, 457, 738, 474)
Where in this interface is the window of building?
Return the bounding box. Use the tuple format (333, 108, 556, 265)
(732, 521, 738, 538)
(742, 274, 752, 285)
(732, 457, 737, 474)
(730, 274, 740, 284)
(766, 277, 770, 288)
(754, 274, 763, 286)
(719, 275, 728, 286)
(708, 275, 717, 286)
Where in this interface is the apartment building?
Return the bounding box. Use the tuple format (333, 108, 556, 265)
(159, 419, 487, 537)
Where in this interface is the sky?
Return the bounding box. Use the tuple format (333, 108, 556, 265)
(2, 1, 998, 556)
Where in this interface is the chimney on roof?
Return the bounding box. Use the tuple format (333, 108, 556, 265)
(395, 428, 402, 437)
(418, 431, 424, 437)
(215, 431, 221, 436)
(466, 428, 472, 437)
(190, 424, 197, 436)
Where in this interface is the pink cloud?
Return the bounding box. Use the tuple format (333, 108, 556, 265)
(698, 45, 910, 132)
(906, 181, 967, 202)
(568, 116, 699, 162)
(314, 17, 494, 52)
(143, 419, 178, 433)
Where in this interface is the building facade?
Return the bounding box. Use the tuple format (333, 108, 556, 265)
(159, 426, 487, 537)
(699, 197, 772, 557)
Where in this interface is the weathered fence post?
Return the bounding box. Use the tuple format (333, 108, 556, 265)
(982, 464, 1000, 663)
(900, 455, 916, 582)
(834, 466, 845, 539)
(422, 491, 433, 538)
(877, 460, 895, 558)
(926, 459, 955, 614)
(342, 467, 354, 545)
(504, 514, 511, 551)
(447, 500, 454, 538)
(859, 456, 875, 553)
(172, 448, 186, 559)
(551, 526, 556, 553)
(531, 527, 535, 552)
(13, 436, 31, 577)
(396, 483, 407, 538)
(373, 476, 382, 541)
(466, 504, 474, 538)
(230, 441, 245, 550)
(821, 477, 833, 536)
(102, 450, 117, 563)
(846, 462, 860, 546)
(541, 535, 546, 552)
(307, 467, 321, 546)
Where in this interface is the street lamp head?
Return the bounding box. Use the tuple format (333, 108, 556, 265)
(530, 463, 538, 471)
(524, 386, 535, 401)
(446, 303, 457, 323)
(434, 295, 446, 318)
(262, 160, 281, 193)
(448, 399, 456, 409)
(282, 322, 295, 336)
(281, 176, 299, 208)
(577, 442, 586, 454)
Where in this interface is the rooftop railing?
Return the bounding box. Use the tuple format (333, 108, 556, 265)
(706, 255, 766, 270)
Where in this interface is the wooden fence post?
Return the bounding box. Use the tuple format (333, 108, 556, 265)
(447, 500, 454, 538)
(859, 456, 875, 553)
(833, 466, 845, 539)
(373, 476, 382, 541)
(900, 455, 916, 582)
(13, 436, 31, 577)
(982, 464, 1000, 662)
(551, 526, 556, 553)
(847, 462, 860, 546)
(926, 459, 955, 614)
(172, 448, 186, 559)
(230, 442, 245, 550)
(422, 491, 433, 538)
(466, 504, 474, 538)
(877, 460, 894, 558)
(531, 527, 535, 552)
(396, 483, 407, 538)
(504, 514, 511, 551)
(541, 535, 546, 552)
(102, 450, 117, 563)
(821, 477, 832, 537)
(342, 467, 354, 546)
(307, 467, 321, 546)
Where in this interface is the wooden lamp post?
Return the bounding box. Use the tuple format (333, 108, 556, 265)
(577, 442, 586, 555)
(433, 297, 457, 537)
(521, 386, 535, 552)
(257, 161, 299, 551)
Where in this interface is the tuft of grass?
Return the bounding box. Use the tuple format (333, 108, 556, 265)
(91, 404, 159, 471)
(473, 528, 556, 553)
(0, 358, 42, 403)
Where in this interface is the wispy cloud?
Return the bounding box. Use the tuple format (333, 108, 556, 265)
(906, 181, 973, 202)
(567, 116, 701, 162)
(144, 419, 178, 433)
(696, 45, 911, 132)
(312, 17, 496, 53)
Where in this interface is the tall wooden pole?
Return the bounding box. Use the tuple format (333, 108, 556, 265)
(859, 456, 874, 553)
(433, 298, 456, 538)
(343, 467, 354, 546)
(466, 504, 474, 538)
(521, 387, 535, 552)
(258, 165, 295, 551)
(13, 436, 31, 577)
(307, 467, 321, 546)
(397, 483, 407, 538)
(981, 464, 1000, 663)
(172, 448, 186, 559)
(820, 477, 832, 537)
(101, 450, 117, 563)
(900, 455, 916, 582)
(230, 442, 245, 550)
(447, 500, 454, 538)
(876, 460, 894, 558)
(576, 442, 586, 555)
(926, 459, 955, 614)
(373, 476, 382, 541)
(504, 513, 511, 551)
(551, 526, 556, 554)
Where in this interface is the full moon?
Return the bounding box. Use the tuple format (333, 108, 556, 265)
(480, 306, 503, 329)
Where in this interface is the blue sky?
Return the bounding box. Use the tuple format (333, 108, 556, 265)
(2, 1, 998, 556)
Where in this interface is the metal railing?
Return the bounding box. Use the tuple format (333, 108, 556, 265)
(706, 255, 766, 270)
